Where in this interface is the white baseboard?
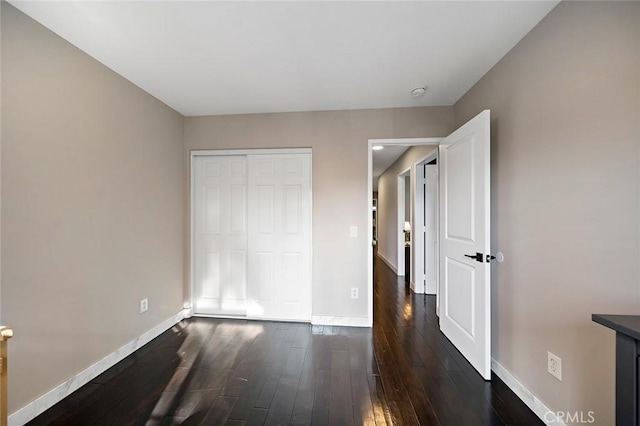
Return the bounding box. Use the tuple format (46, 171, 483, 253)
(9, 309, 191, 426)
(492, 358, 565, 426)
(410, 280, 425, 294)
(376, 252, 397, 273)
(311, 315, 371, 327)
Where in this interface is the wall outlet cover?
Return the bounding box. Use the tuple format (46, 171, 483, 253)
(547, 351, 562, 381)
(140, 298, 149, 314)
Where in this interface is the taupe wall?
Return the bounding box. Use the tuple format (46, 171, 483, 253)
(404, 176, 410, 221)
(377, 145, 438, 281)
(1, 4, 184, 413)
(184, 108, 452, 319)
(454, 2, 640, 423)
(6, 0, 637, 421)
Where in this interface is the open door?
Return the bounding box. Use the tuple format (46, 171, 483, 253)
(439, 110, 491, 380)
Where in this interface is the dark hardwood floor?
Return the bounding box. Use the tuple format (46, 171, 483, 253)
(27, 257, 542, 425)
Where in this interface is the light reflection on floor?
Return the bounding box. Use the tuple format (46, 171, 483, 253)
(403, 301, 413, 321)
(146, 321, 264, 425)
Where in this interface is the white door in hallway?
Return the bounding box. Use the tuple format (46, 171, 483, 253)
(439, 110, 491, 380)
(247, 154, 312, 321)
(193, 156, 248, 316)
(424, 163, 438, 296)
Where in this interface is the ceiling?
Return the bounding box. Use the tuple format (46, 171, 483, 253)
(10, 1, 558, 117)
(372, 145, 410, 191)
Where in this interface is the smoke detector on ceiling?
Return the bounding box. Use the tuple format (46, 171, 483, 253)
(411, 86, 427, 98)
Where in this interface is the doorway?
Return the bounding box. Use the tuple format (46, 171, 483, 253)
(367, 138, 441, 323)
(367, 110, 492, 380)
(413, 151, 439, 313)
(396, 168, 411, 277)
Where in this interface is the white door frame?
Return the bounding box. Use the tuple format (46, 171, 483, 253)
(367, 138, 442, 326)
(396, 168, 410, 276)
(190, 148, 313, 318)
(412, 150, 439, 296)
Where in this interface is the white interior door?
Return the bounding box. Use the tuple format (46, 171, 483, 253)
(397, 170, 410, 276)
(193, 156, 248, 316)
(424, 164, 438, 295)
(439, 110, 491, 380)
(247, 153, 312, 321)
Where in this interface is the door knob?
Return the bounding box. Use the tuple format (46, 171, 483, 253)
(465, 252, 496, 263)
(464, 252, 483, 262)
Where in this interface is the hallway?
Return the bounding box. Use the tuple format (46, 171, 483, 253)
(27, 258, 541, 425)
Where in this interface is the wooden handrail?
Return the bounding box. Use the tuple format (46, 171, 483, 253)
(0, 327, 13, 426)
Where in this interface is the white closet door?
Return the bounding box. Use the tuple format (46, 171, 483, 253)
(247, 154, 312, 321)
(193, 156, 248, 316)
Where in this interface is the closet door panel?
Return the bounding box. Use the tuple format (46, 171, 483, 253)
(248, 154, 311, 321)
(193, 156, 248, 316)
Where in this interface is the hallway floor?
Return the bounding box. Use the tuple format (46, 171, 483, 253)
(28, 257, 542, 425)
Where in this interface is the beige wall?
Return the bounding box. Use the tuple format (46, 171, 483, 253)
(184, 107, 452, 319)
(6, 0, 637, 422)
(454, 2, 640, 423)
(1, 4, 184, 413)
(377, 145, 438, 280)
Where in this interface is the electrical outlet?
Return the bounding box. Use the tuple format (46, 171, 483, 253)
(351, 288, 359, 299)
(548, 351, 562, 381)
(140, 298, 149, 314)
